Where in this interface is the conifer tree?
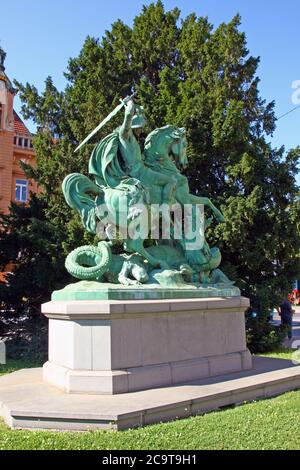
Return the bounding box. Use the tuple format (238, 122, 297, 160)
(1, 1, 299, 320)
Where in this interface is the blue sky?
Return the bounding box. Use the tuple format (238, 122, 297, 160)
(1, 0, 299, 155)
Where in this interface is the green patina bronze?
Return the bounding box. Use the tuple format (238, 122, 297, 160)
(58, 97, 239, 300)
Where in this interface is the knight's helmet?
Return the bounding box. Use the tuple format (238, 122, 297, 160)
(131, 104, 146, 129)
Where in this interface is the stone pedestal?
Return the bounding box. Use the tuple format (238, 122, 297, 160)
(42, 297, 252, 395)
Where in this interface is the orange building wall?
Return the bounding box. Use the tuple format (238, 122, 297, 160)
(0, 129, 14, 214)
(0, 97, 37, 214)
(0, 131, 37, 214)
(12, 144, 38, 202)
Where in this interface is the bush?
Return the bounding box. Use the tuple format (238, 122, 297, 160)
(0, 311, 47, 364)
(246, 317, 287, 354)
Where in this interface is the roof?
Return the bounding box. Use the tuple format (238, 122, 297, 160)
(13, 111, 31, 136)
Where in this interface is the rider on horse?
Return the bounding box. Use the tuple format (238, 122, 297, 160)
(89, 99, 177, 204)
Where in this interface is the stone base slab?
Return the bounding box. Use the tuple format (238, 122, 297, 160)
(1, 357, 300, 431)
(43, 349, 252, 394)
(51, 280, 241, 301)
(42, 296, 252, 394)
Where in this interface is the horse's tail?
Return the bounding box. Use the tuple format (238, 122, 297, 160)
(62, 173, 101, 234)
(65, 242, 112, 281)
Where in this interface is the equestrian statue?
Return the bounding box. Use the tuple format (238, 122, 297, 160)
(62, 94, 234, 290)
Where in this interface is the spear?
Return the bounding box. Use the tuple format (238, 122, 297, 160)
(74, 92, 136, 153)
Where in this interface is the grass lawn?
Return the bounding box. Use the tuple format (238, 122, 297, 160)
(0, 351, 299, 450)
(258, 347, 298, 360)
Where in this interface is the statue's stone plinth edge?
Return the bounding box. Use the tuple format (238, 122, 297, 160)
(51, 280, 241, 301)
(42, 295, 250, 320)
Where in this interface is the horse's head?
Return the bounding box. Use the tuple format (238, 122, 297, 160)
(144, 125, 188, 171)
(169, 127, 188, 171)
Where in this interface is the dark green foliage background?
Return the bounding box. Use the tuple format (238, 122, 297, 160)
(0, 2, 299, 347)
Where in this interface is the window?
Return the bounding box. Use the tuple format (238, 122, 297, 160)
(15, 179, 28, 202)
(14, 136, 17, 145)
(18, 137, 23, 147)
(24, 138, 28, 148)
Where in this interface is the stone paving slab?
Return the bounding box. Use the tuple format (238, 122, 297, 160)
(0, 356, 300, 431)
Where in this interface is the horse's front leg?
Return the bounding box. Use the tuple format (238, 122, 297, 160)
(188, 195, 225, 223)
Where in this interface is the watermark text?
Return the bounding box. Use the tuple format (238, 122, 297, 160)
(292, 80, 300, 105)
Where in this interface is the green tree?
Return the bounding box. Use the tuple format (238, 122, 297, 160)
(1, 0, 299, 331)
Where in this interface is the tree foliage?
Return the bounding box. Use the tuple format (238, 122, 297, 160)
(1, 0, 300, 322)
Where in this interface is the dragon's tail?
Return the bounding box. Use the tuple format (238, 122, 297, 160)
(65, 242, 112, 281)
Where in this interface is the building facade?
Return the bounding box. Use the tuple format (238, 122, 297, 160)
(0, 47, 37, 215)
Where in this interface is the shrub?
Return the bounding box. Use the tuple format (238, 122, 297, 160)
(0, 311, 47, 364)
(246, 317, 287, 354)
